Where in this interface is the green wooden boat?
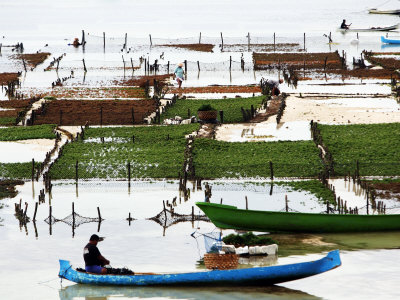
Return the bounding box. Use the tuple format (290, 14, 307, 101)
(196, 202, 400, 233)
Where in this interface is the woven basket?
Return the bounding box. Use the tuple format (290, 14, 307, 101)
(203, 253, 239, 270)
(198, 110, 218, 121)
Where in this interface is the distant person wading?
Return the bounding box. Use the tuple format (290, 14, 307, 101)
(174, 63, 185, 89)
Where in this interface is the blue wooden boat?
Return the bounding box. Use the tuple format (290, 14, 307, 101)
(381, 36, 400, 44)
(58, 250, 341, 286)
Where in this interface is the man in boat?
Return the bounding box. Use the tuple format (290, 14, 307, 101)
(72, 38, 81, 47)
(83, 234, 110, 274)
(340, 19, 351, 29)
(267, 78, 284, 96)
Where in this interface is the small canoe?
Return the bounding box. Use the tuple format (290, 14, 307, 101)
(59, 250, 341, 286)
(381, 35, 400, 44)
(196, 202, 400, 233)
(338, 24, 399, 33)
(369, 8, 400, 15)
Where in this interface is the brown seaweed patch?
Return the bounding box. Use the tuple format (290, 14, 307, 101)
(159, 44, 214, 52)
(13, 52, 51, 68)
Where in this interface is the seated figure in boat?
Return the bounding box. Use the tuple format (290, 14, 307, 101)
(72, 38, 81, 47)
(340, 19, 351, 29)
(83, 234, 110, 274)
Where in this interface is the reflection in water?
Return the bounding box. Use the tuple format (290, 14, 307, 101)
(59, 284, 321, 300)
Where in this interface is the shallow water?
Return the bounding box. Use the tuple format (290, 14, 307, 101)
(1, 180, 400, 300)
(216, 121, 312, 142)
(0, 139, 55, 163)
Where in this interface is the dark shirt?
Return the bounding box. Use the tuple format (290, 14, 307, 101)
(267, 79, 280, 89)
(340, 21, 348, 29)
(83, 243, 102, 266)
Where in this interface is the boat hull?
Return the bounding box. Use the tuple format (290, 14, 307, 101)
(59, 250, 341, 286)
(369, 9, 400, 15)
(381, 36, 400, 44)
(338, 24, 399, 32)
(196, 202, 400, 233)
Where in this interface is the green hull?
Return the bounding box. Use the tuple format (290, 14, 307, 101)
(196, 202, 400, 233)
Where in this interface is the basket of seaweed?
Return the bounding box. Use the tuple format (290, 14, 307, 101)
(203, 253, 239, 270)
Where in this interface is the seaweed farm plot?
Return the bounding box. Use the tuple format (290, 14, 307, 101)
(364, 52, 400, 71)
(31, 99, 157, 125)
(318, 123, 400, 176)
(221, 43, 302, 52)
(193, 139, 323, 178)
(161, 96, 266, 124)
(46, 87, 147, 99)
(167, 85, 261, 95)
(294, 68, 400, 81)
(157, 43, 215, 52)
(253, 52, 343, 70)
(48, 124, 199, 179)
(0, 99, 35, 125)
(11, 52, 51, 69)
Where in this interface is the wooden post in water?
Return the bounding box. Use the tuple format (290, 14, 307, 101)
(303, 33, 306, 51)
(22, 59, 27, 72)
(82, 59, 87, 72)
(127, 162, 131, 183)
(247, 32, 250, 51)
(82, 30, 85, 45)
(33, 202, 38, 221)
(285, 195, 288, 212)
(75, 160, 79, 182)
(245, 196, 248, 210)
(192, 206, 194, 221)
(149, 34, 152, 46)
(130, 58, 134, 73)
(124, 33, 127, 49)
(167, 61, 170, 74)
(72, 202, 75, 229)
(229, 56, 232, 71)
(269, 161, 274, 180)
(49, 205, 52, 235)
(199, 32, 201, 44)
(103, 32, 105, 49)
(31, 158, 35, 181)
(220, 32, 224, 50)
(23, 202, 28, 219)
(197, 61, 200, 72)
(97, 207, 102, 221)
(273, 32, 276, 51)
(184, 60, 187, 74)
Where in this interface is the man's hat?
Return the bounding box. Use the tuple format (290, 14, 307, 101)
(90, 234, 104, 242)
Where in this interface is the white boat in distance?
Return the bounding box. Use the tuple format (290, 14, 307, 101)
(368, 8, 400, 14)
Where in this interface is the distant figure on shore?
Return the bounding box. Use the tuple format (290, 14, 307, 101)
(72, 38, 81, 47)
(340, 19, 351, 29)
(174, 63, 185, 89)
(267, 78, 284, 96)
(83, 234, 110, 274)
